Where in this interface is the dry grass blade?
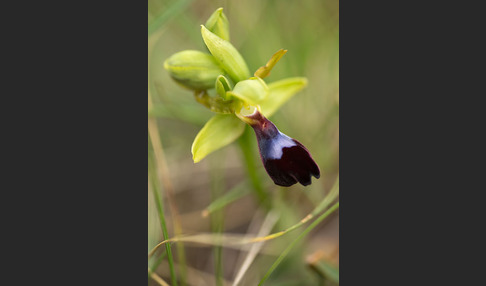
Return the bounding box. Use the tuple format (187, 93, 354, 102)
(148, 89, 184, 240)
(232, 210, 279, 286)
(149, 177, 339, 258)
(148, 268, 170, 286)
(148, 233, 256, 258)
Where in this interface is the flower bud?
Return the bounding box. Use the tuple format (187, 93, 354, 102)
(201, 25, 250, 83)
(205, 7, 230, 41)
(164, 50, 225, 90)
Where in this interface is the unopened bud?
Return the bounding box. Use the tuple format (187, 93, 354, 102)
(205, 7, 230, 41)
(164, 50, 225, 90)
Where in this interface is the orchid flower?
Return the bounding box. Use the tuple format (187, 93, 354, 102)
(164, 8, 320, 187)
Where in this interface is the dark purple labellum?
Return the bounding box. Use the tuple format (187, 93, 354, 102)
(246, 111, 320, 187)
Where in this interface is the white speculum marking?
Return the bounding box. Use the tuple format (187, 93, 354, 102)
(263, 133, 296, 160)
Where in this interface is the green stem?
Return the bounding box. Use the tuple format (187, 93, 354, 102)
(238, 126, 270, 209)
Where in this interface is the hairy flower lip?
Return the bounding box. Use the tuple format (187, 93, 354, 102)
(264, 139, 321, 186)
(247, 110, 320, 187)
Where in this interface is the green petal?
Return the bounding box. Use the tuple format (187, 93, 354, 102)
(215, 75, 232, 99)
(259, 77, 308, 117)
(205, 7, 230, 41)
(227, 77, 268, 105)
(254, 49, 287, 79)
(191, 114, 245, 163)
(201, 25, 250, 83)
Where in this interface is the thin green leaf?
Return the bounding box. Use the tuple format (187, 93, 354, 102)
(202, 179, 251, 217)
(191, 114, 245, 163)
(259, 77, 308, 117)
(311, 176, 339, 216)
(310, 260, 339, 283)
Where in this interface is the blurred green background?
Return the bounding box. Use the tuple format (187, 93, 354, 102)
(149, 0, 339, 285)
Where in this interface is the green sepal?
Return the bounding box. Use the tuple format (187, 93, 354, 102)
(205, 7, 230, 42)
(259, 77, 308, 117)
(226, 77, 268, 105)
(201, 25, 250, 83)
(191, 114, 245, 163)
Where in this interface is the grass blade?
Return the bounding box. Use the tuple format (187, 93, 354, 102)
(148, 268, 171, 286)
(148, 168, 178, 286)
(202, 179, 251, 217)
(232, 210, 279, 286)
(311, 176, 339, 215)
(149, 79, 187, 285)
(149, 178, 339, 257)
(149, 252, 167, 279)
(250, 177, 339, 243)
(258, 202, 340, 285)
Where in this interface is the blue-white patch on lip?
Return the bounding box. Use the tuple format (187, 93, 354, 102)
(260, 132, 296, 159)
